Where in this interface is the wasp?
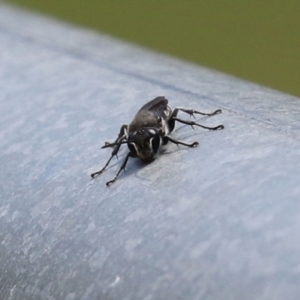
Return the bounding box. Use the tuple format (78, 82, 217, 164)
(91, 96, 224, 186)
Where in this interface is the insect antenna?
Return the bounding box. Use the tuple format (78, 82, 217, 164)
(101, 140, 129, 149)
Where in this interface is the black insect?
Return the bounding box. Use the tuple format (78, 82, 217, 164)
(91, 96, 224, 186)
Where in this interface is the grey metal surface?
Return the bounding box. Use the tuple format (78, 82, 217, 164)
(1, 3, 300, 300)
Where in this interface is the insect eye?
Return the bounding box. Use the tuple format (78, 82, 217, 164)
(150, 136, 160, 154)
(128, 143, 137, 157)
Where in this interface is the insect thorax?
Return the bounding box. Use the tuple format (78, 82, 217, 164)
(128, 107, 171, 136)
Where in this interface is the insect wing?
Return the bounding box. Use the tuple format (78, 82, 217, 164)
(137, 96, 169, 116)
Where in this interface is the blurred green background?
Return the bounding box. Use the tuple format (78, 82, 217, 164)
(7, 0, 300, 97)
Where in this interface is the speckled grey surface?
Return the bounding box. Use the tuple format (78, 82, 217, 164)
(1, 3, 300, 300)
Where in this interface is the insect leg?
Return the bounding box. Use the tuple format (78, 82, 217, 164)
(163, 136, 198, 147)
(168, 107, 224, 132)
(171, 107, 222, 119)
(172, 117, 224, 131)
(91, 139, 124, 179)
(103, 124, 128, 148)
(106, 152, 133, 187)
(91, 124, 128, 178)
